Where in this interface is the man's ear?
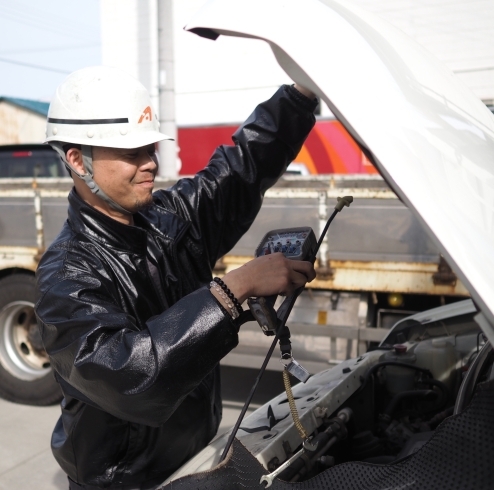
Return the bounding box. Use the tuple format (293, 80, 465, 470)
(66, 148, 85, 176)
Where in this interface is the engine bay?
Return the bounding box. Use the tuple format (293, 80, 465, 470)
(164, 300, 493, 486)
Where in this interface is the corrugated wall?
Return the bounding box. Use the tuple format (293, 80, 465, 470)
(0, 102, 46, 144)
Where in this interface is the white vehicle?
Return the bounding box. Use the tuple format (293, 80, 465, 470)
(157, 0, 494, 488)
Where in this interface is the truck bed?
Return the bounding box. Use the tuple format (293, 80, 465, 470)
(0, 174, 469, 370)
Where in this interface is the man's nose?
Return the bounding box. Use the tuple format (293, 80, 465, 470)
(140, 152, 158, 172)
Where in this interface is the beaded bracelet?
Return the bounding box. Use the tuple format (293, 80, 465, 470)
(213, 277, 244, 316)
(209, 281, 240, 319)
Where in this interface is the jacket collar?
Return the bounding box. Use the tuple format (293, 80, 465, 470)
(67, 188, 189, 253)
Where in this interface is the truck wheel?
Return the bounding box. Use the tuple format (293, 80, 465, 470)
(0, 274, 61, 405)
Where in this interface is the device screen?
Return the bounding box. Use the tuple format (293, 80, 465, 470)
(257, 230, 311, 260)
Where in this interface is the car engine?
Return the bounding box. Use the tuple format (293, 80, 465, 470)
(163, 302, 493, 486)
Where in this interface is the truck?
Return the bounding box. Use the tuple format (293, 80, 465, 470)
(178, 118, 378, 176)
(0, 142, 469, 405)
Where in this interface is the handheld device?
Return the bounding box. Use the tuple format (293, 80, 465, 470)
(249, 227, 317, 336)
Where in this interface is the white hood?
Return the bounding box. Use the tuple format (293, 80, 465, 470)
(185, 0, 494, 340)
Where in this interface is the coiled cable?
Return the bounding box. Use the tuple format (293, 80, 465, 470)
(282, 369, 309, 441)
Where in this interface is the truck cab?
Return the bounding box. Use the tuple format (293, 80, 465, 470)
(0, 144, 66, 178)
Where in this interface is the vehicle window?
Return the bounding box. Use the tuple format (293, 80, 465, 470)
(0, 150, 64, 178)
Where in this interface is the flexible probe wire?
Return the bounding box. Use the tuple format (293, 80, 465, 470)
(219, 197, 352, 463)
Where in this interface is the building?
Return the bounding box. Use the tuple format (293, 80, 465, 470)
(0, 97, 48, 144)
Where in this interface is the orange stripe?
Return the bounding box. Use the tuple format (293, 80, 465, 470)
(294, 144, 318, 174)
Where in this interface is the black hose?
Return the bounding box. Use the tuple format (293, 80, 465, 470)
(427, 406, 454, 429)
(384, 389, 437, 418)
(358, 361, 433, 394)
(418, 378, 450, 409)
(379, 378, 449, 430)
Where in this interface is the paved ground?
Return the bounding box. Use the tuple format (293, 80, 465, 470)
(0, 398, 64, 489)
(0, 366, 283, 489)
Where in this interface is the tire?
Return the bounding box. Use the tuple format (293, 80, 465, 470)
(0, 274, 62, 405)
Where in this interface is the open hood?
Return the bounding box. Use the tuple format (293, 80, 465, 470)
(185, 0, 494, 341)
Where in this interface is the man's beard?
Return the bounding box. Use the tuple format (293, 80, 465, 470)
(133, 193, 154, 212)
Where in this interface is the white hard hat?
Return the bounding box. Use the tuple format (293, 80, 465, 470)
(45, 65, 172, 148)
(46, 66, 172, 215)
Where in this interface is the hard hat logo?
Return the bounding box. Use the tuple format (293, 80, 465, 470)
(138, 106, 153, 124)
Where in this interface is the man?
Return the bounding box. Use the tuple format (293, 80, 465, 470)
(35, 65, 317, 490)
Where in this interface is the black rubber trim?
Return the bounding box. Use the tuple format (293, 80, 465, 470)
(188, 27, 219, 40)
(47, 117, 128, 125)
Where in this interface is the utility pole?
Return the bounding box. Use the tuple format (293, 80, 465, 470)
(157, 0, 177, 178)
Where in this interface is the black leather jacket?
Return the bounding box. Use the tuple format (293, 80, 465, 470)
(35, 86, 316, 489)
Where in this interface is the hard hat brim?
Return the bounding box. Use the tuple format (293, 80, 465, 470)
(45, 130, 174, 149)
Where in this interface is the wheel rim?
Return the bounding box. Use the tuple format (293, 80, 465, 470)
(0, 301, 51, 381)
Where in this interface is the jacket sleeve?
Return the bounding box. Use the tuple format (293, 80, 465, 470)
(152, 85, 317, 268)
(35, 253, 238, 427)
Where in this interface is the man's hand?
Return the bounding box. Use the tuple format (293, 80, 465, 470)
(221, 253, 316, 304)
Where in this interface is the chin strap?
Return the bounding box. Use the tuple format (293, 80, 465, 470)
(51, 142, 133, 216)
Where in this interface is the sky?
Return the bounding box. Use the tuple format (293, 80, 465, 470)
(1, 0, 493, 109)
(0, 0, 101, 101)
(0, 0, 292, 121)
